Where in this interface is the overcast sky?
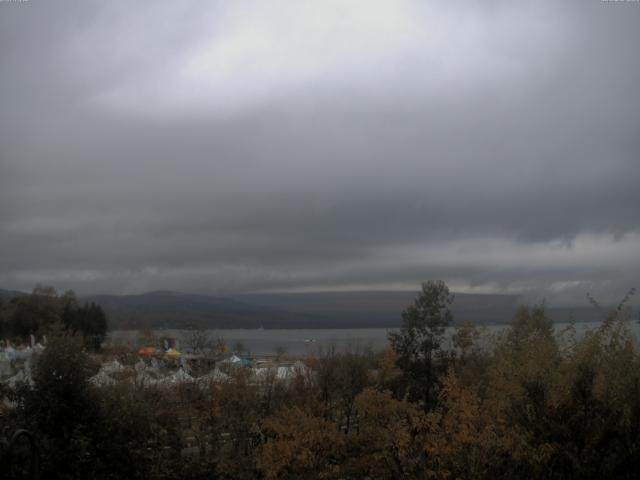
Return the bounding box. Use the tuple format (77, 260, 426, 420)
(1, 0, 639, 305)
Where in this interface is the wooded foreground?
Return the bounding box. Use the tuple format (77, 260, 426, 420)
(1, 282, 639, 479)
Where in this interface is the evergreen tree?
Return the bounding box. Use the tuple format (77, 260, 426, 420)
(389, 280, 453, 410)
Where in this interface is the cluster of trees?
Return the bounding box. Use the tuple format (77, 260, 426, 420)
(0, 286, 107, 351)
(1, 281, 639, 479)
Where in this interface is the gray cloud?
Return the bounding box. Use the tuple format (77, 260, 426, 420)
(1, 0, 639, 305)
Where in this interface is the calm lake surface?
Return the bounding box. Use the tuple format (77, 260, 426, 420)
(107, 320, 640, 356)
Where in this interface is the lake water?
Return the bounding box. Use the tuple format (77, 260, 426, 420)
(107, 320, 640, 356)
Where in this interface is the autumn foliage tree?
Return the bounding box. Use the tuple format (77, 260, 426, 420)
(258, 408, 345, 480)
(343, 388, 426, 480)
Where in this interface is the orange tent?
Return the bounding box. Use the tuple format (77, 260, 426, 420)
(138, 346, 156, 356)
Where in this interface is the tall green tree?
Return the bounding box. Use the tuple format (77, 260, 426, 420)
(12, 333, 169, 479)
(20, 334, 100, 478)
(8, 286, 60, 338)
(389, 280, 454, 410)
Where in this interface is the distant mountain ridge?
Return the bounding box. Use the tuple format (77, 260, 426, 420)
(0, 288, 27, 301)
(236, 291, 523, 326)
(86, 290, 530, 329)
(83, 291, 312, 330)
(1, 288, 608, 329)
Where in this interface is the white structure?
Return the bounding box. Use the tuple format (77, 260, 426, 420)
(90, 359, 126, 387)
(157, 368, 193, 386)
(196, 368, 230, 388)
(253, 360, 309, 383)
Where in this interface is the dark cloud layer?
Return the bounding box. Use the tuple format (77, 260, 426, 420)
(1, 0, 639, 305)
